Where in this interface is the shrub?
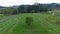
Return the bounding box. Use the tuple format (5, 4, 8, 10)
(0, 7, 18, 15)
(25, 17, 33, 26)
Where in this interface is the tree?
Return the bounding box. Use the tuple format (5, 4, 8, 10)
(18, 5, 26, 13)
(0, 7, 18, 15)
(18, 3, 49, 13)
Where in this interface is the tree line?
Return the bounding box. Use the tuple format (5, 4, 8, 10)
(18, 3, 48, 13)
(1, 3, 60, 15)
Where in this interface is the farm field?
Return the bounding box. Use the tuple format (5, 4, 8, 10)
(0, 11, 60, 34)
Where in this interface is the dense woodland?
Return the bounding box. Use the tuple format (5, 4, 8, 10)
(0, 3, 60, 14)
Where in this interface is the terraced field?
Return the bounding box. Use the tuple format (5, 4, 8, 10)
(0, 12, 60, 34)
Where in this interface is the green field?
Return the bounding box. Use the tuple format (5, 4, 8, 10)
(0, 11, 60, 34)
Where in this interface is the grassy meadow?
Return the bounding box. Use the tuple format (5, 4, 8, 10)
(0, 10, 60, 34)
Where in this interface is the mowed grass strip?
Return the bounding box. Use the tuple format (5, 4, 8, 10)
(0, 15, 19, 34)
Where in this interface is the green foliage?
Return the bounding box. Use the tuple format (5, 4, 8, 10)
(18, 3, 48, 13)
(25, 17, 33, 26)
(0, 3, 49, 14)
(0, 7, 18, 15)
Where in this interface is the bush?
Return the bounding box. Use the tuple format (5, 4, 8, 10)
(25, 17, 33, 26)
(0, 7, 18, 15)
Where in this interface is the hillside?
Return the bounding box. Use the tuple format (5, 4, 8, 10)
(0, 11, 60, 34)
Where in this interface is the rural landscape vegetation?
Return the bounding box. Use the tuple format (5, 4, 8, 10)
(0, 3, 60, 34)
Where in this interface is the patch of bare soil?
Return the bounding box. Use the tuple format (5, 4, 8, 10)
(56, 21, 60, 25)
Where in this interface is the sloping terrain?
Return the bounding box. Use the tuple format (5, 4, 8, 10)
(0, 13, 60, 34)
